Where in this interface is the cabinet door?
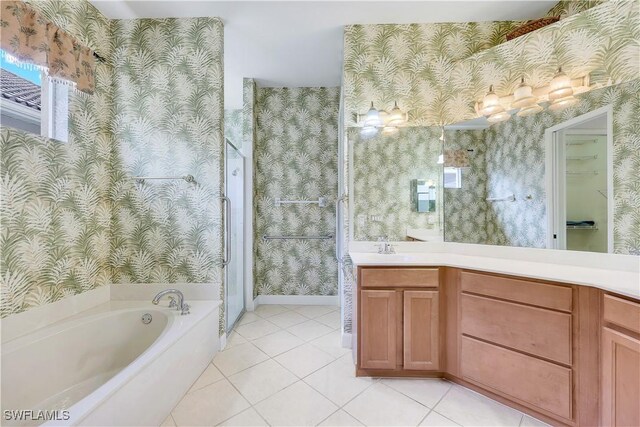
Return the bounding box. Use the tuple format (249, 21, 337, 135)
(360, 290, 398, 369)
(404, 290, 439, 370)
(601, 327, 640, 427)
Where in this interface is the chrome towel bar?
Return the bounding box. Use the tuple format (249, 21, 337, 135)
(262, 234, 334, 241)
(486, 194, 516, 202)
(133, 175, 196, 184)
(275, 197, 327, 207)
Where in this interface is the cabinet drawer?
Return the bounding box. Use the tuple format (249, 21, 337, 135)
(461, 294, 572, 365)
(603, 294, 640, 334)
(461, 336, 572, 421)
(360, 268, 439, 288)
(461, 271, 572, 312)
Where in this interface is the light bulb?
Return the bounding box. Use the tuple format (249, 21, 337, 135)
(548, 67, 573, 101)
(480, 85, 504, 116)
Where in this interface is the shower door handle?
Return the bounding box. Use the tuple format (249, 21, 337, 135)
(221, 195, 231, 266)
(335, 195, 345, 263)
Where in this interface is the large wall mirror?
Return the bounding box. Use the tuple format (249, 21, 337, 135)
(349, 79, 639, 256)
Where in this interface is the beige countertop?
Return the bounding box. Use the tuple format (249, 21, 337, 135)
(349, 243, 640, 300)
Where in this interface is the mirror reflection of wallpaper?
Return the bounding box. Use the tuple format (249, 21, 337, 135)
(445, 79, 640, 254)
(351, 127, 442, 241)
(1, 0, 113, 317)
(442, 130, 488, 244)
(225, 109, 243, 151)
(254, 87, 340, 296)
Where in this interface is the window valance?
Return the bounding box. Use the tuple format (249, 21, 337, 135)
(0, 1, 95, 93)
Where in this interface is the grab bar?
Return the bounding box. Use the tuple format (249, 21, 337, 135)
(263, 235, 333, 241)
(133, 175, 196, 184)
(275, 197, 327, 207)
(220, 196, 231, 266)
(335, 195, 345, 263)
(486, 194, 516, 202)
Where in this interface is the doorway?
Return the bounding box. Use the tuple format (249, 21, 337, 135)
(546, 106, 613, 253)
(225, 139, 245, 331)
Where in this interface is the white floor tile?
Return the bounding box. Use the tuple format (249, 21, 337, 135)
(310, 330, 351, 358)
(304, 355, 374, 406)
(294, 305, 337, 319)
(343, 383, 430, 427)
(217, 408, 268, 426)
(434, 385, 523, 427)
(521, 414, 551, 426)
(287, 319, 334, 341)
(254, 381, 338, 426)
(268, 310, 309, 328)
(252, 329, 305, 357)
(160, 414, 175, 427)
(225, 331, 248, 349)
(228, 359, 298, 404)
(381, 378, 452, 408)
(172, 379, 250, 426)
(419, 411, 461, 426)
(254, 304, 289, 318)
(213, 342, 269, 376)
(188, 363, 225, 393)
(318, 410, 364, 426)
(234, 318, 280, 340)
(314, 311, 341, 329)
(237, 312, 261, 326)
(275, 343, 336, 378)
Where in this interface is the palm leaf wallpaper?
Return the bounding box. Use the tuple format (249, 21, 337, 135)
(254, 87, 340, 296)
(1, 2, 225, 332)
(225, 109, 243, 151)
(351, 127, 442, 241)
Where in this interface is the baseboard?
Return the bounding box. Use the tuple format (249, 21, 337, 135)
(219, 332, 227, 350)
(253, 295, 340, 306)
(341, 332, 352, 348)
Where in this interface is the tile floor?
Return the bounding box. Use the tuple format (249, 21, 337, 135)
(162, 305, 550, 427)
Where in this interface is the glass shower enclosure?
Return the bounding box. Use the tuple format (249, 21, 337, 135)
(225, 139, 245, 331)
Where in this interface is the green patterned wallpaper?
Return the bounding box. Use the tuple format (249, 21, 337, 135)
(351, 127, 442, 241)
(254, 87, 340, 296)
(1, 0, 113, 317)
(225, 109, 243, 151)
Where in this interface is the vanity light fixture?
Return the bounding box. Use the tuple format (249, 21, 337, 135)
(480, 85, 505, 116)
(359, 101, 407, 137)
(363, 102, 383, 127)
(548, 67, 574, 100)
(548, 95, 579, 111)
(487, 110, 512, 123)
(387, 101, 406, 127)
(513, 78, 543, 117)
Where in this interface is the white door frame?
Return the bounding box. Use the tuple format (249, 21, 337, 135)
(544, 105, 614, 252)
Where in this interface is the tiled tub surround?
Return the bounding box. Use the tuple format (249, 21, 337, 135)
(0, 285, 220, 426)
(162, 305, 548, 427)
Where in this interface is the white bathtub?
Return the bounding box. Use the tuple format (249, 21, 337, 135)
(1, 300, 220, 426)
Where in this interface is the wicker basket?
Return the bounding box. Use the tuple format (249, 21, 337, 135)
(506, 17, 560, 41)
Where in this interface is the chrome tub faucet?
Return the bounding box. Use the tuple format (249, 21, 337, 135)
(152, 289, 190, 315)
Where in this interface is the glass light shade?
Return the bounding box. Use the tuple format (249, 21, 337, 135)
(480, 85, 504, 116)
(360, 125, 378, 138)
(549, 95, 578, 111)
(363, 102, 382, 127)
(487, 110, 511, 123)
(548, 67, 573, 101)
(387, 101, 405, 126)
(516, 103, 543, 117)
(512, 77, 537, 109)
(381, 126, 399, 135)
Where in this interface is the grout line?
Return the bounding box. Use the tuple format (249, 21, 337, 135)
(416, 408, 433, 426)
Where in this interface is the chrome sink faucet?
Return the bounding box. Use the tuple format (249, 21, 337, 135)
(152, 289, 190, 315)
(376, 237, 395, 254)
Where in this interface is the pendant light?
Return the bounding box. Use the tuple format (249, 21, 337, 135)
(480, 85, 505, 116)
(363, 102, 382, 127)
(548, 67, 573, 100)
(387, 101, 405, 126)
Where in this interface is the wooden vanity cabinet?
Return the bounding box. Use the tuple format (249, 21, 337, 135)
(357, 267, 440, 374)
(601, 294, 640, 427)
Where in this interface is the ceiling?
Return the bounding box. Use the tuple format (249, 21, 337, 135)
(90, 1, 557, 109)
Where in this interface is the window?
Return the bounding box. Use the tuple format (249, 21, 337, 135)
(444, 167, 462, 189)
(1, 50, 69, 142)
